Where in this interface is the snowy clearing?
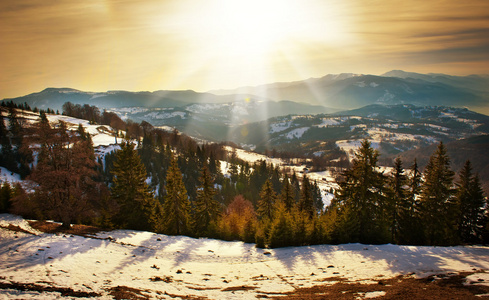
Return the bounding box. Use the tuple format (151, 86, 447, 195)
(1, 214, 489, 299)
(285, 127, 309, 139)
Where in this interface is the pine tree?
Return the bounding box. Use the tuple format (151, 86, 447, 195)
(163, 156, 191, 235)
(279, 175, 295, 212)
(312, 180, 324, 213)
(455, 160, 487, 244)
(257, 179, 277, 220)
(386, 157, 408, 244)
(299, 175, 315, 218)
(419, 142, 456, 245)
(333, 139, 387, 243)
(0, 182, 13, 213)
(111, 141, 159, 231)
(398, 159, 423, 245)
(194, 163, 221, 237)
(268, 201, 295, 248)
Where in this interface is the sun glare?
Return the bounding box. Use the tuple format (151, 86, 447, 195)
(157, 0, 353, 91)
(206, 0, 299, 58)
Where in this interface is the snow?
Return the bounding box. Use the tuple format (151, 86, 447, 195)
(285, 127, 309, 139)
(144, 111, 186, 119)
(0, 167, 21, 185)
(315, 117, 346, 128)
(1, 214, 489, 299)
(269, 121, 292, 133)
(223, 146, 283, 167)
(91, 133, 117, 148)
(364, 291, 386, 298)
(336, 140, 380, 153)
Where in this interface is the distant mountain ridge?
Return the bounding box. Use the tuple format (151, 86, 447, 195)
(2, 70, 488, 116)
(210, 71, 489, 114)
(1, 88, 272, 111)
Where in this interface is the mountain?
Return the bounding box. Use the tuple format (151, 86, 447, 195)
(107, 99, 334, 141)
(0, 88, 275, 111)
(210, 72, 489, 114)
(383, 70, 489, 93)
(3, 70, 488, 115)
(229, 104, 489, 154)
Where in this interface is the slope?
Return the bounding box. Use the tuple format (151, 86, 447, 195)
(1, 214, 489, 299)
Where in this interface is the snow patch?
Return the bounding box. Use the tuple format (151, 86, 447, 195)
(269, 121, 292, 133)
(285, 127, 309, 139)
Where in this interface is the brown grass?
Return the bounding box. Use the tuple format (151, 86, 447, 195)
(275, 272, 489, 299)
(28, 220, 104, 236)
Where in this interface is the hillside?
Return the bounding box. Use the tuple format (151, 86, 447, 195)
(1, 214, 489, 299)
(398, 135, 489, 193)
(231, 104, 489, 153)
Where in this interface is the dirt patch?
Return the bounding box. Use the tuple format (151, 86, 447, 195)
(222, 285, 257, 292)
(0, 281, 100, 298)
(28, 220, 104, 236)
(109, 285, 150, 300)
(275, 272, 489, 299)
(0, 224, 35, 235)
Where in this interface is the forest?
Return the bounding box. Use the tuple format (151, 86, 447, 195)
(1, 101, 488, 248)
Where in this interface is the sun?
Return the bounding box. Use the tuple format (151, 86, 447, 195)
(156, 0, 353, 91)
(205, 0, 299, 58)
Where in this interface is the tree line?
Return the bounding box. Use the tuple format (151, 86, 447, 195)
(1, 106, 488, 247)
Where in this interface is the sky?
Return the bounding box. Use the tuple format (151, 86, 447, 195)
(1, 0, 488, 99)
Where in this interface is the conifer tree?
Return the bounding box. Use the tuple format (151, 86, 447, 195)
(268, 200, 295, 248)
(419, 142, 456, 245)
(333, 139, 387, 243)
(299, 175, 315, 218)
(163, 156, 191, 235)
(455, 160, 487, 244)
(0, 182, 12, 213)
(194, 163, 221, 237)
(312, 180, 324, 213)
(279, 175, 295, 212)
(257, 179, 277, 220)
(111, 141, 159, 231)
(386, 157, 408, 243)
(398, 159, 423, 244)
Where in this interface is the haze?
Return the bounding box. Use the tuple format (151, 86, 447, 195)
(1, 0, 488, 99)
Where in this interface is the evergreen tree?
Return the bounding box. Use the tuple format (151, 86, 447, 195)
(386, 157, 408, 244)
(0, 183, 13, 213)
(419, 142, 457, 245)
(268, 201, 295, 248)
(111, 141, 159, 231)
(279, 175, 295, 212)
(194, 163, 221, 237)
(299, 175, 315, 218)
(455, 160, 487, 244)
(312, 180, 324, 213)
(398, 159, 423, 245)
(163, 156, 191, 235)
(333, 139, 387, 244)
(257, 179, 277, 220)
(0, 112, 12, 168)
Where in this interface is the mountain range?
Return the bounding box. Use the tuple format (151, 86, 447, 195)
(3, 70, 489, 115)
(211, 70, 489, 114)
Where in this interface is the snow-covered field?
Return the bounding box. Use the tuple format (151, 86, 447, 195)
(1, 214, 489, 299)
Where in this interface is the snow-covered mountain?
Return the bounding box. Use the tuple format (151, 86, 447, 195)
(231, 104, 489, 154)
